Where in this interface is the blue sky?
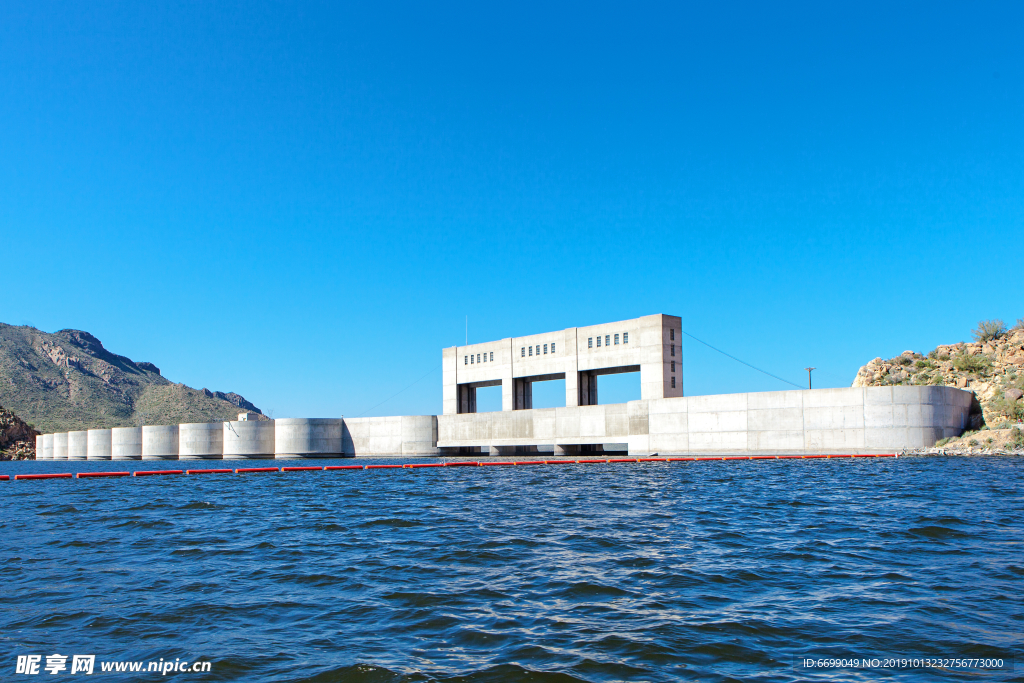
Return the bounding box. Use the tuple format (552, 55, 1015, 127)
(2, 2, 1022, 417)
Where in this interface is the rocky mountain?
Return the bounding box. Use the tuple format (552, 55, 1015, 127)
(0, 323, 262, 433)
(853, 319, 1024, 428)
(0, 404, 39, 460)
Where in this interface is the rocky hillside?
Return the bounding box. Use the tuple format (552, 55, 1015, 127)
(853, 319, 1024, 428)
(0, 323, 262, 433)
(0, 404, 39, 460)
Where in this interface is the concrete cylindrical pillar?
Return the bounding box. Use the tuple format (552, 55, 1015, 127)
(67, 430, 88, 460)
(112, 427, 143, 460)
(53, 432, 69, 460)
(179, 423, 224, 459)
(142, 425, 179, 460)
(274, 418, 342, 458)
(87, 429, 113, 460)
(223, 420, 275, 459)
(41, 433, 54, 460)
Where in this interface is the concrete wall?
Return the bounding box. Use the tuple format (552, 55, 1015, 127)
(179, 423, 224, 460)
(68, 430, 88, 460)
(87, 429, 113, 460)
(41, 433, 53, 460)
(342, 415, 438, 456)
(142, 425, 179, 460)
(112, 427, 142, 460)
(275, 418, 343, 458)
(53, 432, 69, 460)
(437, 386, 972, 454)
(223, 420, 275, 459)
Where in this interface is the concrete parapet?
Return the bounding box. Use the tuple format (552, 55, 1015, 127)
(342, 415, 438, 456)
(223, 420, 275, 459)
(275, 418, 342, 458)
(142, 425, 179, 460)
(179, 423, 224, 459)
(67, 431, 88, 460)
(438, 386, 973, 455)
(87, 429, 113, 460)
(111, 427, 143, 460)
(52, 432, 69, 460)
(40, 433, 53, 460)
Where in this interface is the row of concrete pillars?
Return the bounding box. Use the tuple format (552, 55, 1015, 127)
(458, 371, 602, 414)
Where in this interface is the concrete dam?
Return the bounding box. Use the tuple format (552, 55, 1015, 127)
(35, 314, 973, 459)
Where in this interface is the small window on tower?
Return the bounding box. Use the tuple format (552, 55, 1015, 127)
(670, 329, 675, 341)
(605, 335, 610, 346)
(671, 344, 675, 357)
(588, 338, 593, 348)
(671, 361, 675, 372)
(521, 347, 525, 357)
(596, 336, 602, 347)
(529, 346, 533, 356)
(464, 356, 467, 365)
(551, 343, 555, 353)
(614, 334, 619, 345)
(623, 332, 629, 344)
(471, 355, 474, 364)
(543, 344, 547, 354)
(671, 376, 676, 388)
(490, 352, 494, 361)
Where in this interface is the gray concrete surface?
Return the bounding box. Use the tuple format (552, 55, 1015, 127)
(111, 426, 143, 460)
(275, 418, 343, 458)
(68, 431, 88, 460)
(40, 433, 53, 460)
(179, 422, 224, 459)
(223, 420, 275, 459)
(342, 415, 438, 456)
(142, 425, 180, 460)
(52, 433, 68, 460)
(87, 428, 113, 460)
(437, 386, 972, 454)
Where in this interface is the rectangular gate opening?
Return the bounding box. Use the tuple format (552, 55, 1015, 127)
(476, 384, 502, 412)
(580, 366, 640, 405)
(531, 378, 566, 409)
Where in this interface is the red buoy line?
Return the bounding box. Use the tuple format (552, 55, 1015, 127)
(4, 453, 898, 482)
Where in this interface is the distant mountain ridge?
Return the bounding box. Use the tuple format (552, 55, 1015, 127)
(0, 323, 262, 433)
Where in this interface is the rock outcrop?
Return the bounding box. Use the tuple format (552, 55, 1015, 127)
(853, 322, 1024, 428)
(0, 405, 39, 460)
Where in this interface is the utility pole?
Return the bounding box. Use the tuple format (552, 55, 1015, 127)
(805, 367, 816, 390)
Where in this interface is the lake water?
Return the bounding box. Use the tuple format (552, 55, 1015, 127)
(1, 456, 1021, 682)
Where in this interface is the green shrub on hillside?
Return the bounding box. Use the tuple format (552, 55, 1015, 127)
(972, 319, 1007, 342)
(993, 397, 1024, 422)
(952, 353, 991, 374)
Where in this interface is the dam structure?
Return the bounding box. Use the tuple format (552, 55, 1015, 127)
(34, 314, 974, 458)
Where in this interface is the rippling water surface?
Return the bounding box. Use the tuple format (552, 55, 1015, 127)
(1, 456, 1022, 682)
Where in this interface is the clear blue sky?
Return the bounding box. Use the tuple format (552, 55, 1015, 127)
(2, 2, 1021, 417)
